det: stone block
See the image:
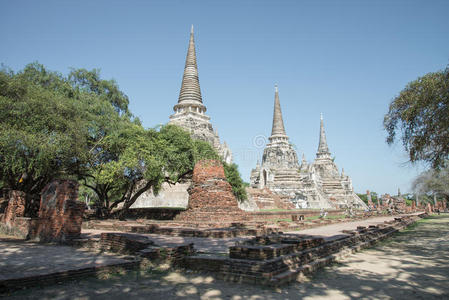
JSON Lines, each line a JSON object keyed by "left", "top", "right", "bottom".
{"left": 175, "top": 160, "right": 249, "bottom": 223}
{"left": 30, "top": 180, "right": 85, "bottom": 243}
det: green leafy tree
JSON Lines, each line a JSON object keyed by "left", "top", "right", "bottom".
{"left": 0, "top": 64, "right": 89, "bottom": 196}
{"left": 85, "top": 124, "right": 248, "bottom": 215}
{"left": 384, "top": 65, "right": 449, "bottom": 169}
{"left": 357, "top": 193, "right": 369, "bottom": 205}
{"left": 68, "top": 68, "right": 130, "bottom": 115}
{"left": 413, "top": 165, "right": 449, "bottom": 202}
{"left": 0, "top": 63, "right": 130, "bottom": 215}
{"left": 88, "top": 124, "right": 220, "bottom": 217}
{"left": 223, "top": 163, "right": 248, "bottom": 202}
{"left": 1, "top": 62, "right": 248, "bottom": 217}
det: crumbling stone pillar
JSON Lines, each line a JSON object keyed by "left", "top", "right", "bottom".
{"left": 31, "top": 180, "right": 84, "bottom": 242}
{"left": 175, "top": 160, "right": 249, "bottom": 223}
{"left": 2, "top": 190, "right": 26, "bottom": 226}
{"left": 367, "top": 190, "right": 374, "bottom": 210}
{"left": 188, "top": 159, "right": 238, "bottom": 209}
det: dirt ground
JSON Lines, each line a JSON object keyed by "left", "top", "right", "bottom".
{"left": 0, "top": 239, "right": 132, "bottom": 282}
{"left": 4, "top": 215, "right": 449, "bottom": 300}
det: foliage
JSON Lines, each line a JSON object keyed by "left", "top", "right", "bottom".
{"left": 412, "top": 165, "right": 449, "bottom": 201}
{"left": 92, "top": 124, "right": 221, "bottom": 216}
{"left": 223, "top": 163, "right": 248, "bottom": 202}
{"left": 0, "top": 63, "right": 92, "bottom": 197}
{"left": 384, "top": 66, "right": 449, "bottom": 169}
{"left": 68, "top": 68, "right": 130, "bottom": 115}
{"left": 357, "top": 192, "right": 378, "bottom": 205}
{"left": 0, "top": 62, "right": 248, "bottom": 217}
{"left": 0, "top": 62, "right": 134, "bottom": 215}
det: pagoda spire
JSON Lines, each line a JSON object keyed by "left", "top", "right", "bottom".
{"left": 270, "top": 84, "right": 287, "bottom": 138}
{"left": 317, "top": 113, "right": 331, "bottom": 157}
{"left": 177, "top": 25, "right": 203, "bottom": 104}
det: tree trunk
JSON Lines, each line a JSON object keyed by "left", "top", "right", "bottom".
{"left": 118, "top": 181, "right": 154, "bottom": 220}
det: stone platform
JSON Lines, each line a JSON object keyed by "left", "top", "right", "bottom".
{"left": 0, "top": 237, "right": 138, "bottom": 293}
{"left": 0, "top": 213, "right": 425, "bottom": 292}
{"left": 182, "top": 214, "right": 425, "bottom": 286}
{"left": 81, "top": 213, "right": 422, "bottom": 255}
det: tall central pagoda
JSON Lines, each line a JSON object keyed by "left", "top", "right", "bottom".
{"left": 169, "top": 26, "right": 232, "bottom": 164}
{"left": 132, "top": 26, "right": 231, "bottom": 209}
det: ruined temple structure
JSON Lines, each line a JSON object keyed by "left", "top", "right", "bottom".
{"left": 169, "top": 25, "right": 232, "bottom": 164}
{"left": 0, "top": 180, "right": 85, "bottom": 242}
{"left": 175, "top": 160, "right": 248, "bottom": 223}
{"left": 380, "top": 193, "right": 407, "bottom": 213}
{"left": 249, "top": 85, "right": 328, "bottom": 208}
{"left": 250, "top": 86, "right": 367, "bottom": 210}
{"left": 311, "top": 114, "right": 366, "bottom": 209}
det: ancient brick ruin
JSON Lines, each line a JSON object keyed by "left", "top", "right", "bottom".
{"left": 380, "top": 194, "right": 407, "bottom": 213}
{"left": 0, "top": 190, "right": 31, "bottom": 237}
{"left": 175, "top": 160, "right": 248, "bottom": 223}
{"left": 31, "top": 180, "right": 85, "bottom": 242}
{"left": 2, "top": 190, "right": 26, "bottom": 227}
{"left": 246, "top": 187, "right": 294, "bottom": 210}
{"left": 0, "top": 180, "right": 85, "bottom": 242}
{"left": 183, "top": 215, "right": 423, "bottom": 285}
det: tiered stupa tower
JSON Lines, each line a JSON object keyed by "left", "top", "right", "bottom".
{"left": 132, "top": 26, "right": 231, "bottom": 209}
{"left": 250, "top": 85, "right": 302, "bottom": 200}
{"left": 312, "top": 115, "right": 367, "bottom": 209}
{"left": 313, "top": 114, "right": 340, "bottom": 178}
{"left": 169, "top": 26, "right": 232, "bottom": 164}
{"left": 250, "top": 92, "right": 367, "bottom": 210}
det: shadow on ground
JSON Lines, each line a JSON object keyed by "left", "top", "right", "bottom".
{"left": 3, "top": 215, "right": 449, "bottom": 300}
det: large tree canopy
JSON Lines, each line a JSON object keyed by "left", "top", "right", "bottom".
{"left": 86, "top": 123, "right": 220, "bottom": 216}
{"left": 0, "top": 63, "right": 92, "bottom": 196}
{"left": 0, "top": 62, "right": 247, "bottom": 217}
{"left": 384, "top": 66, "right": 449, "bottom": 169}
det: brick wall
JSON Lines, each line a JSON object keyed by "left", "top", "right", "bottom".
{"left": 108, "top": 207, "right": 185, "bottom": 220}
{"left": 30, "top": 180, "right": 85, "bottom": 243}
{"left": 175, "top": 160, "right": 249, "bottom": 222}
{"left": 188, "top": 160, "right": 238, "bottom": 209}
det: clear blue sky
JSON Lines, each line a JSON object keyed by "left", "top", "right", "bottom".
{"left": 1, "top": 0, "right": 448, "bottom": 195}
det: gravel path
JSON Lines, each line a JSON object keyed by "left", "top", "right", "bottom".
{"left": 5, "top": 214, "right": 448, "bottom": 299}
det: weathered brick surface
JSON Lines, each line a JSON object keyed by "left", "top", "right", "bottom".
{"left": 100, "top": 232, "right": 153, "bottom": 254}
{"left": 30, "top": 180, "right": 85, "bottom": 242}
{"left": 2, "top": 190, "right": 26, "bottom": 226}
{"left": 188, "top": 160, "right": 238, "bottom": 209}
{"left": 175, "top": 160, "right": 249, "bottom": 223}
{"left": 0, "top": 260, "right": 138, "bottom": 293}
{"left": 246, "top": 187, "right": 294, "bottom": 210}
{"left": 230, "top": 236, "right": 324, "bottom": 260}
{"left": 139, "top": 243, "right": 195, "bottom": 264}
{"left": 182, "top": 214, "right": 425, "bottom": 286}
